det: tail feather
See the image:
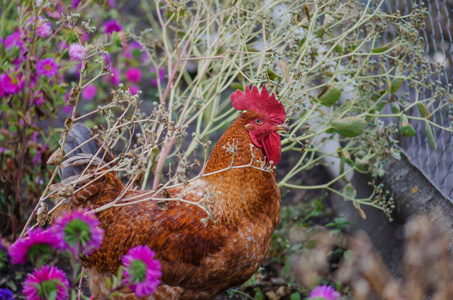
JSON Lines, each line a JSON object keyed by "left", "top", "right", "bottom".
{"left": 58, "top": 123, "right": 113, "bottom": 180}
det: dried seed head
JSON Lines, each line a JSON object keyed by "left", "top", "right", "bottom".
{"left": 47, "top": 148, "right": 63, "bottom": 165}
{"left": 68, "top": 86, "right": 81, "bottom": 106}
{"left": 36, "top": 202, "right": 48, "bottom": 227}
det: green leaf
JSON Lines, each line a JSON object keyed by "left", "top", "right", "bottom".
{"left": 399, "top": 114, "right": 416, "bottom": 137}
{"left": 371, "top": 46, "right": 388, "bottom": 53}
{"left": 390, "top": 102, "right": 401, "bottom": 114}
{"left": 290, "top": 293, "right": 301, "bottom": 300}
{"left": 230, "top": 82, "right": 244, "bottom": 91}
{"left": 343, "top": 183, "right": 357, "bottom": 200}
{"left": 318, "top": 86, "right": 341, "bottom": 106}
{"left": 267, "top": 68, "right": 281, "bottom": 81}
{"left": 331, "top": 117, "right": 367, "bottom": 137}
{"left": 417, "top": 103, "right": 430, "bottom": 118}
{"left": 390, "top": 78, "right": 404, "bottom": 93}
{"left": 424, "top": 120, "right": 436, "bottom": 149}
{"left": 355, "top": 157, "right": 369, "bottom": 171}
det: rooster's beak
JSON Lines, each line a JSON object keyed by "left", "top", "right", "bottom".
{"left": 273, "top": 123, "right": 290, "bottom": 133}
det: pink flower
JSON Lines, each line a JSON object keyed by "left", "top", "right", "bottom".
{"left": 34, "top": 93, "right": 44, "bottom": 106}
{"left": 3, "top": 72, "right": 25, "bottom": 95}
{"left": 35, "top": 18, "right": 51, "bottom": 38}
{"left": 129, "top": 85, "right": 139, "bottom": 95}
{"left": 62, "top": 105, "right": 72, "bottom": 114}
{"left": 68, "top": 43, "right": 86, "bottom": 61}
{"left": 122, "top": 246, "right": 161, "bottom": 297}
{"left": 4, "top": 31, "right": 23, "bottom": 50}
{"left": 72, "top": 0, "right": 81, "bottom": 8}
{"left": 81, "top": 84, "right": 97, "bottom": 100}
{"left": 36, "top": 57, "right": 58, "bottom": 77}
{"left": 0, "top": 74, "right": 5, "bottom": 97}
{"left": 109, "top": 67, "right": 121, "bottom": 85}
{"left": 53, "top": 210, "right": 104, "bottom": 255}
{"left": 308, "top": 285, "right": 340, "bottom": 300}
{"left": 4, "top": 31, "right": 25, "bottom": 65}
{"left": 124, "top": 41, "right": 143, "bottom": 60}
{"left": 125, "top": 68, "right": 142, "bottom": 83}
{"left": 23, "top": 265, "right": 69, "bottom": 300}
{"left": 103, "top": 20, "right": 122, "bottom": 35}
{"left": 150, "top": 67, "right": 165, "bottom": 86}
{"left": 9, "top": 227, "right": 61, "bottom": 264}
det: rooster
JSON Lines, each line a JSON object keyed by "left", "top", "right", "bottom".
{"left": 57, "top": 85, "right": 289, "bottom": 299}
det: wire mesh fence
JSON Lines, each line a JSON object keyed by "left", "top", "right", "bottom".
{"left": 381, "top": 0, "right": 453, "bottom": 199}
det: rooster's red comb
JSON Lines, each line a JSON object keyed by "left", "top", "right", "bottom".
{"left": 231, "top": 85, "right": 286, "bottom": 123}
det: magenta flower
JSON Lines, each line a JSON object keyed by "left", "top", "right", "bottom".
{"left": 0, "top": 74, "right": 5, "bottom": 97}
{"left": 122, "top": 245, "right": 161, "bottom": 297}
{"left": 81, "top": 84, "right": 97, "bottom": 100}
{"left": 4, "top": 31, "right": 23, "bottom": 50}
{"left": 9, "top": 227, "right": 61, "bottom": 265}
{"left": 129, "top": 85, "right": 139, "bottom": 95}
{"left": 124, "top": 41, "right": 144, "bottom": 60}
{"left": 71, "top": 0, "right": 81, "bottom": 8}
{"left": 4, "top": 31, "right": 25, "bottom": 65}
{"left": 36, "top": 57, "right": 58, "bottom": 77}
{"left": 35, "top": 18, "right": 51, "bottom": 38}
{"left": 68, "top": 43, "right": 86, "bottom": 61}
{"left": 34, "top": 92, "right": 44, "bottom": 106}
{"left": 62, "top": 105, "right": 72, "bottom": 114}
{"left": 103, "top": 20, "right": 122, "bottom": 35}
{"left": 125, "top": 68, "right": 142, "bottom": 83}
{"left": 3, "top": 72, "right": 25, "bottom": 95}
{"left": 53, "top": 209, "right": 104, "bottom": 255}
{"left": 150, "top": 67, "right": 165, "bottom": 86}
{"left": 109, "top": 67, "right": 121, "bottom": 85}
{"left": 308, "top": 285, "right": 340, "bottom": 300}
{"left": 23, "top": 265, "right": 69, "bottom": 300}
{"left": 108, "top": 0, "right": 116, "bottom": 7}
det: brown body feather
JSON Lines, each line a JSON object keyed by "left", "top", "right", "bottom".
{"left": 63, "top": 112, "right": 281, "bottom": 299}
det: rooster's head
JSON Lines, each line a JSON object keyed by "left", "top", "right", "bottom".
{"left": 231, "top": 85, "right": 289, "bottom": 165}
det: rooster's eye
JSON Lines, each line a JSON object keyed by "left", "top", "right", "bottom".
{"left": 255, "top": 119, "right": 263, "bottom": 125}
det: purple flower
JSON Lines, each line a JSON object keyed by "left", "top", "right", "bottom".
{"left": 129, "top": 85, "right": 139, "bottom": 95}
{"left": 124, "top": 41, "right": 144, "bottom": 60}
{"left": 0, "top": 148, "right": 8, "bottom": 154}
{"left": 36, "top": 57, "right": 58, "bottom": 77}
{"left": 4, "top": 31, "right": 25, "bottom": 65}
{"left": 72, "top": 0, "right": 81, "bottom": 8}
{"left": 150, "top": 67, "right": 165, "bottom": 86}
{"left": 122, "top": 245, "right": 161, "bottom": 297}
{"left": 68, "top": 43, "right": 86, "bottom": 61}
{"left": 0, "top": 288, "right": 13, "bottom": 300}
{"left": 125, "top": 68, "right": 142, "bottom": 83}
{"left": 108, "top": 0, "right": 116, "bottom": 7}
{"left": 109, "top": 67, "right": 121, "bottom": 85}
{"left": 4, "top": 31, "right": 23, "bottom": 50}
{"left": 103, "top": 20, "right": 122, "bottom": 35}
{"left": 0, "top": 36, "right": 3, "bottom": 44}
{"left": 9, "top": 227, "right": 61, "bottom": 265}
{"left": 0, "top": 74, "right": 5, "bottom": 97}
{"left": 23, "top": 265, "right": 69, "bottom": 300}
{"left": 62, "top": 105, "right": 72, "bottom": 114}
{"left": 3, "top": 72, "right": 25, "bottom": 95}
{"left": 53, "top": 210, "right": 104, "bottom": 255}
{"left": 34, "top": 93, "right": 44, "bottom": 106}
{"left": 81, "top": 84, "right": 97, "bottom": 100}
{"left": 308, "top": 285, "right": 340, "bottom": 300}
{"left": 36, "top": 18, "right": 51, "bottom": 38}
